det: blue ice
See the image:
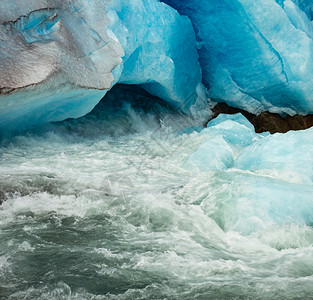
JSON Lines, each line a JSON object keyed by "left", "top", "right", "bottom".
{"left": 235, "top": 127, "right": 313, "bottom": 184}
{"left": 200, "top": 171, "right": 313, "bottom": 234}
{"left": 185, "top": 114, "right": 260, "bottom": 171}
{"left": 164, "top": 0, "right": 313, "bottom": 115}
{"left": 108, "top": 0, "right": 204, "bottom": 111}
{"left": 0, "top": 0, "right": 204, "bottom": 134}
{"left": 186, "top": 114, "right": 313, "bottom": 233}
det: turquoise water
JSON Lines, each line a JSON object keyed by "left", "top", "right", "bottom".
{"left": 1, "top": 92, "right": 313, "bottom": 299}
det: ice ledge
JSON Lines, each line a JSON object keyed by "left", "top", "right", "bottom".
{"left": 0, "top": 0, "right": 205, "bottom": 134}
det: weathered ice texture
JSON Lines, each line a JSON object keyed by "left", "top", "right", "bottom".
{"left": 0, "top": 0, "right": 204, "bottom": 133}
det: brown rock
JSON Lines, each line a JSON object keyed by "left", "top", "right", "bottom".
{"left": 210, "top": 103, "right": 313, "bottom": 134}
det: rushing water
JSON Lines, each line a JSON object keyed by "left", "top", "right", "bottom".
{"left": 1, "top": 88, "right": 313, "bottom": 299}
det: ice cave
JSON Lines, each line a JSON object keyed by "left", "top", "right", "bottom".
{"left": 1, "top": 0, "right": 313, "bottom": 299}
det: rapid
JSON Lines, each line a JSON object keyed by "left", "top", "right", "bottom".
{"left": 1, "top": 87, "right": 313, "bottom": 299}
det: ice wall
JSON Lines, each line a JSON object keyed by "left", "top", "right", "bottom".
{"left": 164, "top": 0, "right": 313, "bottom": 115}
{"left": 108, "top": 0, "right": 204, "bottom": 111}
{"left": 0, "top": 0, "right": 203, "bottom": 133}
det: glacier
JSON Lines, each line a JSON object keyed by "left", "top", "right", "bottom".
{"left": 164, "top": 0, "right": 313, "bottom": 115}
{"left": 1, "top": 0, "right": 313, "bottom": 237}
{"left": 3, "top": 1, "right": 313, "bottom": 298}
{"left": 3, "top": 0, "right": 313, "bottom": 132}
{"left": 0, "top": 0, "right": 204, "bottom": 134}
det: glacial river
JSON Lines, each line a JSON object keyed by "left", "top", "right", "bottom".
{"left": 1, "top": 92, "right": 313, "bottom": 299}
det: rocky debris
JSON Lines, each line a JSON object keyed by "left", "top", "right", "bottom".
{"left": 211, "top": 103, "right": 313, "bottom": 134}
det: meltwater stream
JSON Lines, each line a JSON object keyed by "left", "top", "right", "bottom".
{"left": 1, "top": 88, "right": 313, "bottom": 299}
